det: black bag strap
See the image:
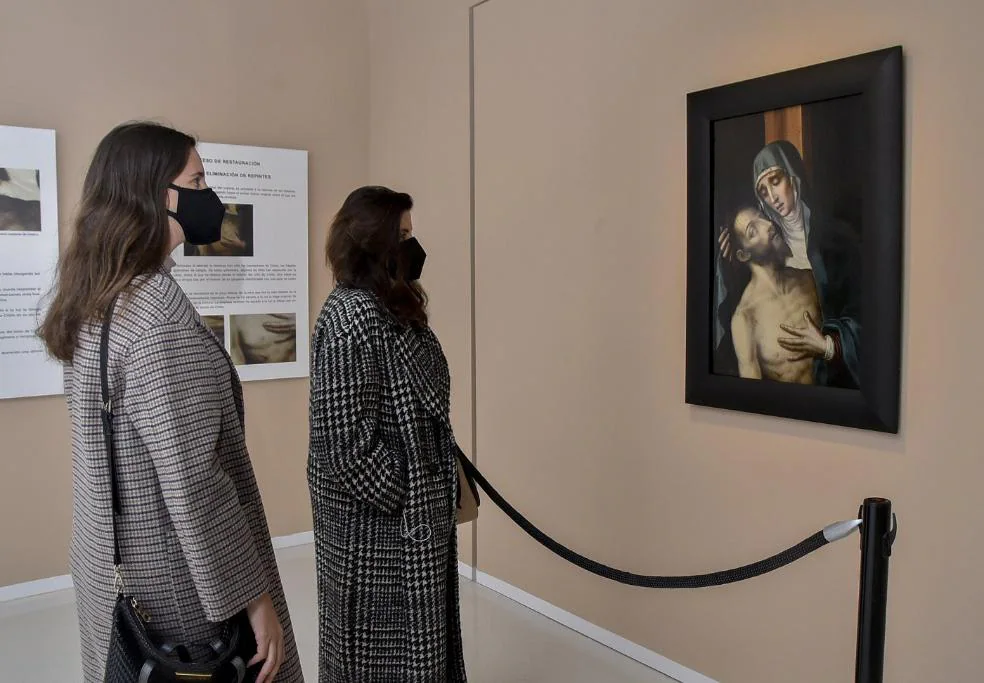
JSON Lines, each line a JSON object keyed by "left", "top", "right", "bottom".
{"left": 99, "top": 296, "right": 123, "bottom": 569}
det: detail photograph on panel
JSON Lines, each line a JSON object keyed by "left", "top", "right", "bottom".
{"left": 0, "top": 125, "right": 61, "bottom": 400}
{"left": 184, "top": 203, "right": 255, "bottom": 257}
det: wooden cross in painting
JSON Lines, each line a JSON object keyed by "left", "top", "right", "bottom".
{"left": 764, "top": 105, "right": 812, "bottom": 180}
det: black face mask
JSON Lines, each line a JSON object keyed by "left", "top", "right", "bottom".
{"left": 395, "top": 237, "right": 427, "bottom": 281}
{"left": 168, "top": 184, "right": 226, "bottom": 246}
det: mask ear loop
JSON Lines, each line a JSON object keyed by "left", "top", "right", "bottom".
{"left": 166, "top": 184, "right": 179, "bottom": 221}
{"left": 402, "top": 511, "right": 432, "bottom": 544}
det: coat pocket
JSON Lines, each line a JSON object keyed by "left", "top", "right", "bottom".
{"left": 349, "top": 510, "right": 406, "bottom": 650}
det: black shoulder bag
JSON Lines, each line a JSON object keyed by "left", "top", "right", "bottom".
{"left": 99, "top": 301, "right": 259, "bottom": 683}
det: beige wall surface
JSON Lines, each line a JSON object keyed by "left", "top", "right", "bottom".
{"left": 369, "top": 0, "right": 984, "bottom": 682}
{"left": 367, "top": 0, "right": 477, "bottom": 561}
{"left": 0, "top": 0, "right": 370, "bottom": 585}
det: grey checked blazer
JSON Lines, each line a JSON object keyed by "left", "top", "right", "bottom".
{"left": 308, "top": 286, "right": 467, "bottom": 682}
{"left": 65, "top": 263, "right": 303, "bottom": 683}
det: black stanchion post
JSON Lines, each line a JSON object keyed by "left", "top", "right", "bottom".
{"left": 855, "top": 497, "right": 895, "bottom": 683}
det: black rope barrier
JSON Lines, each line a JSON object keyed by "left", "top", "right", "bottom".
{"left": 460, "top": 457, "right": 896, "bottom": 681}
{"left": 459, "top": 456, "right": 860, "bottom": 589}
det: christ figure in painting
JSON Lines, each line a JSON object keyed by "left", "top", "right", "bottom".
{"left": 728, "top": 207, "right": 821, "bottom": 383}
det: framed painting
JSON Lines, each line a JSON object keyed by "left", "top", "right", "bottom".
{"left": 685, "top": 46, "right": 904, "bottom": 433}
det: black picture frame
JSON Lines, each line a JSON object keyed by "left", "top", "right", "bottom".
{"left": 685, "top": 46, "right": 904, "bottom": 433}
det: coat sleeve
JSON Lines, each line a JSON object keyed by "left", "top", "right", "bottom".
{"left": 124, "top": 322, "right": 268, "bottom": 622}
{"left": 310, "top": 322, "right": 406, "bottom": 514}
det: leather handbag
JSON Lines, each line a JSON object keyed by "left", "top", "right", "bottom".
{"left": 99, "top": 301, "right": 260, "bottom": 683}
{"left": 455, "top": 445, "right": 480, "bottom": 525}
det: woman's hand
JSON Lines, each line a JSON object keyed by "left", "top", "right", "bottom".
{"left": 778, "top": 311, "right": 828, "bottom": 360}
{"left": 718, "top": 225, "right": 733, "bottom": 261}
{"left": 247, "top": 592, "right": 284, "bottom": 683}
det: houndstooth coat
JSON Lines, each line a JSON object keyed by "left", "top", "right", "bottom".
{"left": 308, "top": 286, "right": 467, "bottom": 682}
{"left": 64, "top": 262, "right": 303, "bottom": 683}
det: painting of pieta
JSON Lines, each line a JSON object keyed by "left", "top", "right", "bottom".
{"left": 713, "top": 101, "right": 862, "bottom": 389}
{"left": 686, "top": 47, "right": 903, "bottom": 432}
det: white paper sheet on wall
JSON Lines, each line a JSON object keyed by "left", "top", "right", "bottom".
{"left": 0, "top": 125, "right": 62, "bottom": 400}
{"left": 169, "top": 142, "right": 310, "bottom": 382}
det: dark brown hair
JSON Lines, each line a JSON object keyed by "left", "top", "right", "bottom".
{"left": 326, "top": 185, "right": 427, "bottom": 327}
{"left": 38, "top": 122, "right": 196, "bottom": 362}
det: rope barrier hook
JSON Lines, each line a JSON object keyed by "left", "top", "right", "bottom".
{"left": 882, "top": 513, "right": 898, "bottom": 558}
{"left": 823, "top": 518, "right": 863, "bottom": 543}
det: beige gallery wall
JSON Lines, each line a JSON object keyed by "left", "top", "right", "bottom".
{"left": 0, "top": 0, "right": 370, "bottom": 585}
{"left": 367, "top": 1, "right": 477, "bottom": 561}
{"left": 369, "top": 0, "right": 984, "bottom": 682}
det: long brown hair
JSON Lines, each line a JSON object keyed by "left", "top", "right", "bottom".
{"left": 326, "top": 186, "right": 428, "bottom": 327}
{"left": 38, "top": 122, "right": 196, "bottom": 362}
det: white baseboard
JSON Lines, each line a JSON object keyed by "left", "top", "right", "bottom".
{"left": 0, "top": 573, "right": 74, "bottom": 604}
{"left": 0, "top": 530, "right": 317, "bottom": 604}
{"left": 470, "top": 568, "right": 718, "bottom": 683}
{"left": 271, "top": 530, "right": 315, "bottom": 549}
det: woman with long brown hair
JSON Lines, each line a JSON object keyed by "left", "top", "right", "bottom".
{"left": 308, "top": 186, "right": 467, "bottom": 681}
{"left": 39, "top": 121, "right": 303, "bottom": 683}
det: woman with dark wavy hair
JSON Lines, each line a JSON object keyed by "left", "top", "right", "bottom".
{"left": 39, "top": 121, "right": 303, "bottom": 683}
{"left": 308, "top": 186, "right": 467, "bottom": 681}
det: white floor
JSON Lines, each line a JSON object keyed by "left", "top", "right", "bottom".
{"left": 0, "top": 544, "right": 675, "bottom": 682}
